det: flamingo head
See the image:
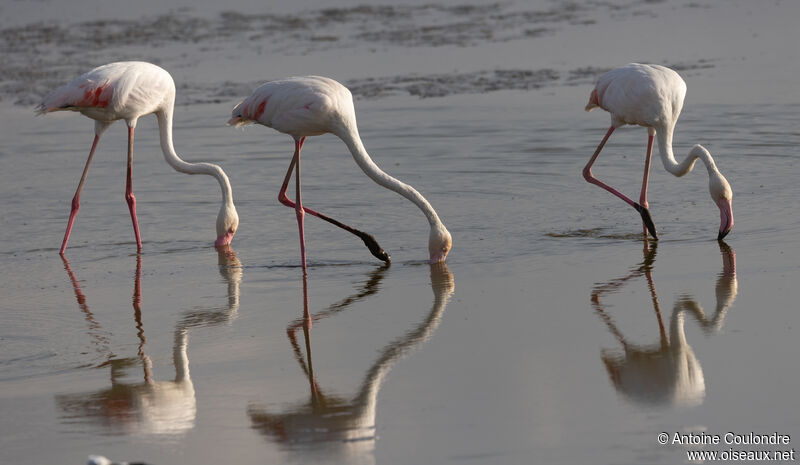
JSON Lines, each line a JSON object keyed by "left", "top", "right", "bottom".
{"left": 708, "top": 166, "right": 733, "bottom": 241}
{"left": 691, "top": 145, "right": 734, "bottom": 240}
{"left": 428, "top": 223, "right": 452, "bottom": 264}
{"left": 215, "top": 203, "right": 240, "bottom": 247}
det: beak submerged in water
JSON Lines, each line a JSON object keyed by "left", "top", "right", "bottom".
{"left": 215, "top": 228, "right": 236, "bottom": 247}
{"left": 428, "top": 226, "right": 452, "bottom": 264}
{"left": 429, "top": 251, "right": 448, "bottom": 265}
{"left": 717, "top": 198, "right": 734, "bottom": 241}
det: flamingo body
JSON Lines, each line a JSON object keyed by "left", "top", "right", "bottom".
{"left": 230, "top": 76, "right": 451, "bottom": 266}
{"left": 584, "top": 63, "right": 733, "bottom": 240}
{"left": 586, "top": 64, "right": 686, "bottom": 130}
{"left": 37, "top": 61, "right": 238, "bottom": 253}
{"left": 38, "top": 61, "right": 172, "bottom": 125}
{"left": 230, "top": 76, "right": 344, "bottom": 137}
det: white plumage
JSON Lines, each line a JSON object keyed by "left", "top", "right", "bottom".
{"left": 230, "top": 76, "right": 452, "bottom": 269}
{"left": 584, "top": 63, "right": 733, "bottom": 240}
{"left": 37, "top": 61, "right": 239, "bottom": 253}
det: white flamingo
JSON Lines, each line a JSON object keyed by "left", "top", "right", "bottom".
{"left": 37, "top": 61, "right": 239, "bottom": 253}
{"left": 229, "top": 76, "right": 452, "bottom": 268}
{"left": 584, "top": 63, "right": 733, "bottom": 240}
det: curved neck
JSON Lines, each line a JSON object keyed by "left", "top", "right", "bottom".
{"left": 669, "top": 304, "right": 688, "bottom": 349}
{"left": 353, "top": 272, "right": 450, "bottom": 419}
{"left": 173, "top": 328, "right": 191, "bottom": 383}
{"left": 156, "top": 105, "right": 234, "bottom": 206}
{"left": 336, "top": 124, "right": 441, "bottom": 227}
{"left": 656, "top": 127, "right": 719, "bottom": 178}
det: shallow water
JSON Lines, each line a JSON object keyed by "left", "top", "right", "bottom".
{"left": 1, "top": 1, "right": 799, "bottom": 464}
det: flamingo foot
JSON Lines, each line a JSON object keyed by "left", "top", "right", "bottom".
{"left": 353, "top": 230, "right": 391, "bottom": 264}
{"left": 633, "top": 203, "right": 658, "bottom": 239}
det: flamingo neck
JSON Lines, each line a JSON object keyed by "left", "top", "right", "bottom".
{"left": 656, "top": 127, "right": 719, "bottom": 178}
{"left": 336, "top": 124, "right": 442, "bottom": 228}
{"left": 173, "top": 328, "right": 191, "bottom": 383}
{"left": 353, "top": 275, "right": 449, "bottom": 423}
{"left": 156, "top": 105, "right": 235, "bottom": 207}
{"left": 669, "top": 304, "right": 688, "bottom": 349}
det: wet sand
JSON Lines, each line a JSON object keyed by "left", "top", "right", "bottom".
{"left": 1, "top": 1, "right": 799, "bottom": 464}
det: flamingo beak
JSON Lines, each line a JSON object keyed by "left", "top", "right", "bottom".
{"left": 215, "top": 229, "right": 236, "bottom": 247}
{"left": 717, "top": 198, "right": 734, "bottom": 241}
{"left": 429, "top": 250, "right": 449, "bottom": 264}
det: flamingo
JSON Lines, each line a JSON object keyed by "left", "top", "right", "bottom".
{"left": 584, "top": 63, "right": 733, "bottom": 240}
{"left": 37, "top": 61, "right": 239, "bottom": 254}
{"left": 229, "top": 76, "right": 452, "bottom": 268}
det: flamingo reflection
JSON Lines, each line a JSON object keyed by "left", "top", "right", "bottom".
{"left": 56, "top": 247, "right": 242, "bottom": 435}
{"left": 592, "top": 241, "right": 737, "bottom": 407}
{"left": 249, "top": 263, "right": 454, "bottom": 463}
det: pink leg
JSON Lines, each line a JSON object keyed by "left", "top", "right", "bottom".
{"left": 277, "top": 138, "right": 309, "bottom": 270}
{"left": 125, "top": 126, "right": 142, "bottom": 250}
{"left": 293, "top": 139, "right": 308, "bottom": 271}
{"left": 60, "top": 134, "right": 102, "bottom": 254}
{"left": 639, "top": 133, "right": 655, "bottom": 234}
{"left": 278, "top": 137, "right": 304, "bottom": 212}
{"left": 583, "top": 126, "right": 634, "bottom": 206}
{"left": 277, "top": 138, "right": 390, "bottom": 263}
{"left": 292, "top": 140, "right": 312, "bottom": 325}
{"left": 583, "top": 126, "right": 657, "bottom": 238}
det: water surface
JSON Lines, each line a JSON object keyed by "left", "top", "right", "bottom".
{"left": 1, "top": 1, "right": 798, "bottom": 464}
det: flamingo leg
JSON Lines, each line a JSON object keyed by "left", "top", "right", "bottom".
{"left": 294, "top": 138, "right": 308, "bottom": 272}
{"left": 125, "top": 126, "right": 143, "bottom": 250}
{"left": 583, "top": 125, "right": 658, "bottom": 239}
{"left": 60, "top": 133, "right": 102, "bottom": 254}
{"left": 278, "top": 137, "right": 303, "bottom": 212}
{"left": 277, "top": 139, "right": 390, "bottom": 263}
{"left": 639, "top": 132, "right": 655, "bottom": 235}
{"left": 290, "top": 141, "right": 313, "bottom": 325}
{"left": 277, "top": 138, "right": 308, "bottom": 268}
